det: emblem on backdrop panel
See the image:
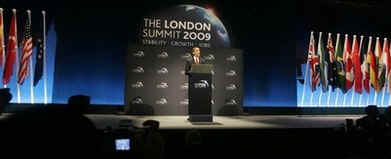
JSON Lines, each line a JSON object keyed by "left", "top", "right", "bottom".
{"left": 203, "top": 54, "right": 215, "bottom": 61}
{"left": 225, "top": 83, "right": 237, "bottom": 90}
{"left": 133, "top": 50, "right": 145, "bottom": 57}
{"left": 131, "top": 96, "right": 144, "bottom": 104}
{"left": 156, "top": 82, "right": 169, "bottom": 89}
{"left": 225, "top": 97, "right": 238, "bottom": 105}
{"left": 132, "top": 66, "right": 145, "bottom": 73}
{"left": 181, "top": 53, "right": 192, "bottom": 60}
{"left": 180, "top": 98, "right": 189, "bottom": 105}
{"left": 226, "top": 55, "right": 236, "bottom": 62}
{"left": 180, "top": 82, "right": 189, "bottom": 90}
{"left": 157, "top": 67, "right": 168, "bottom": 74}
{"left": 131, "top": 81, "right": 144, "bottom": 88}
{"left": 156, "top": 97, "right": 168, "bottom": 105}
{"left": 225, "top": 70, "right": 237, "bottom": 77}
{"left": 157, "top": 51, "right": 169, "bottom": 58}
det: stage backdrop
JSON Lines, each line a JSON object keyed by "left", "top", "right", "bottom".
{"left": 126, "top": 46, "right": 243, "bottom": 115}
{"left": 125, "top": 5, "right": 243, "bottom": 115}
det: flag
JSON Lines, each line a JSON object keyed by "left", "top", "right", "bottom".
{"left": 308, "top": 32, "right": 319, "bottom": 92}
{"left": 33, "top": 38, "right": 44, "bottom": 86}
{"left": 327, "top": 33, "right": 338, "bottom": 91}
{"left": 0, "top": 9, "right": 4, "bottom": 67}
{"left": 362, "top": 36, "right": 371, "bottom": 94}
{"left": 335, "top": 33, "right": 346, "bottom": 92}
{"left": 378, "top": 38, "right": 388, "bottom": 90}
{"left": 3, "top": 10, "right": 18, "bottom": 85}
{"left": 344, "top": 34, "right": 353, "bottom": 92}
{"left": 370, "top": 37, "right": 380, "bottom": 92}
{"left": 387, "top": 40, "right": 391, "bottom": 93}
{"left": 352, "top": 35, "right": 362, "bottom": 94}
{"left": 318, "top": 32, "right": 328, "bottom": 92}
{"left": 17, "top": 11, "right": 33, "bottom": 85}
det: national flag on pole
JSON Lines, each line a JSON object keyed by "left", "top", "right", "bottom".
{"left": 0, "top": 8, "right": 4, "bottom": 67}
{"left": 344, "top": 34, "right": 353, "bottom": 92}
{"left": 335, "top": 33, "right": 346, "bottom": 92}
{"left": 33, "top": 37, "right": 44, "bottom": 86}
{"left": 352, "top": 35, "right": 362, "bottom": 94}
{"left": 3, "top": 9, "right": 18, "bottom": 85}
{"left": 378, "top": 38, "right": 388, "bottom": 90}
{"left": 318, "top": 32, "right": 328, "bottom": 92}
{"left": 362, "top": 36, "right": 371, "bottom": 94}
{"left": 327, "top": 33, "right": 338, "bottom": 91}
{"left": 17, "top": 11, "right": 33, "bottom": 85}
{"left": 386, "top": 40, "right": 391, "bottom": 93}
{"left": 370, "top": 37, "right": 380, "bottom": 92}
{"left": 308, "top": 32, "right": 319, "bottom": 92}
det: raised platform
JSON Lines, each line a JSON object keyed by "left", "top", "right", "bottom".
{"left": 84, "top": 114, "right": 362, "bottom": 130}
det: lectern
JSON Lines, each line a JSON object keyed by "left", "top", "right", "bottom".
{"left": 188, "top": 64, "right": 213, "bottom": 122}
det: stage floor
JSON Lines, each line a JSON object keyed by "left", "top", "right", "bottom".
{"left": 0, "top": 114, "right": 364, "bottom": 130}
{"left": 85, "top": 114, "right": 364, "bottom": 130}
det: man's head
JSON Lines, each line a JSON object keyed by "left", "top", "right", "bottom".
{"left": 67, "top": 95, "right": 90, "bottom": 115}
{"left": 192, "top": 47, "right": 200, "bottom": 57}
{"left": 0, "top": 88, "right": 12, "bottom": 114}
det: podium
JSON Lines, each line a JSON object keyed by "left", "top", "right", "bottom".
{"left": 188, "top": 64, "right": 213, "bottom": 122}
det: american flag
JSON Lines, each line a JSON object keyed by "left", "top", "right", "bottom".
{"left": 17, "top": 12, "right": 33, "bottom": 85}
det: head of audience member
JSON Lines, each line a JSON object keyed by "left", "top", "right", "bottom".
{"left": 67, "top": 95, "right": 90, "bottom": 115}
{"left": 185, "top": 129, "right": 202, "bottom": 146}
{"left": 0, "top": 88, "right": 12, "bottom": 115}
{"left": 365, "top": 105, "right": 379, "bottom": 118}
{"left": 384, "top": 106, "right": 391, "bottom": 124}
{"left": 143, "top": 120, "right": 160, "bottom": 130}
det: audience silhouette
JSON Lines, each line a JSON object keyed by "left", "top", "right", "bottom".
{"left": 0, "top": 94, "right": 99, "bottom": 155}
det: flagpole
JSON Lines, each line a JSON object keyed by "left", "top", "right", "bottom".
{"left": 0, "top": 8, "right": 4, "bottom": 88}
{"left": 42, "top": 11, "right": 47, "bottom": 104}
{"left": 300, "top": 55, "right": 309, "bottom": 107}
{"left": 310, "top": 91, "right": 314, "bottom": 106}
{"left": 11, "top": 9, "right": 21, "bottom": 103}
{"left": 357, "top": 35, "right": 364, "bottom": 107}
{"left": 343, "top": 93, "right": 347, "bottom": 107}
{"left": 350, "top": 84, "right": 355, "bottom": 107}
{"left": 26, "top": 10, "right": 34, "bottom": 104}
{"left": 335, "top": 89, "right": 339, "bottom": 106}
{"left": 300, "top": 31, "right": 314, "bottom": 107}
{"left": 327, "top": 87, "right": 331, "bottom": 106}
{"left": 318, "top": 91, "right": 323, "bottom": 106}
{"left": 381, "top": 87, "right": 386, "bottom": 107}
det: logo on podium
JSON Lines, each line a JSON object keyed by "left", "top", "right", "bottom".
{"left": 194, "top": 80, "right": 209, "bottom": 88}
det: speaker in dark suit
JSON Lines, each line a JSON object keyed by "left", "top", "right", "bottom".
{"left": 185, "top": 47, "right": 206, "bottom": 75}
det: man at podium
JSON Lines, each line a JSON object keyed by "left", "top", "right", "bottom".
{"left": 184, "top": 47, "right": 213, "bottom": 122}
{"left": 185, "top": 47, "right": 205, "bottom": 75}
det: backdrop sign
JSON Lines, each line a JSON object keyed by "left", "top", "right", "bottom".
{"left": 139, "top": 5, "right": 231, "bottom": 48}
